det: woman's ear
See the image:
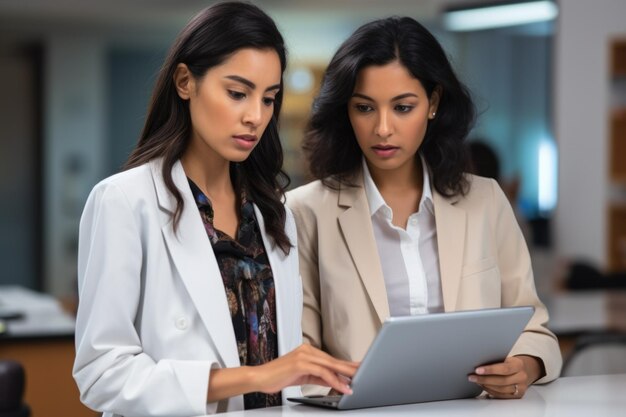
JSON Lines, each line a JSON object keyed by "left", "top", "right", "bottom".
{"left": 173, "top": 63, "right": 194, "bottom": 100}
{"left": 428, "top": 85, "right": 442, "bottom": 119}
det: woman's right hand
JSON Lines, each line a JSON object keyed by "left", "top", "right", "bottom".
{"left": 251, "top": 344, "right": 359, "bottom": 395}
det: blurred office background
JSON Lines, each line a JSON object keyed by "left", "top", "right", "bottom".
{"left": 1, "top": 0, "right": 625, "bottom": 416}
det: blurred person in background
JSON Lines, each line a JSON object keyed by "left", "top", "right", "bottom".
{"left": 73, "top": 2, "right": 356, "bottom": 416}
{"left": 288, "top": 16, "right": 561, "bottom": 400}
{"left": 467, "top": 140, "right": 531, "bottom": 243}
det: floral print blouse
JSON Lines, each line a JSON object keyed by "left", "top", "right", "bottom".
{"left": 188, "top": 179, "right": 281, "bottom": 409}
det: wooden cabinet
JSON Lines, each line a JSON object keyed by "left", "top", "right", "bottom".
{"left": 0, "top": 337, "right": 98, "bottom": 417}
{"left": 0, "top": 288, "right": 95, "bottom": 417}
{"left": 609, "top": 205, "right": 626, "bottom": 271}
{"left": 608, "top": 40, "right": 626, "bottom": 271}
{"left": 610, "top": 110, "right": 626, "bottom": 182}
{"left": 612, "top": 40, "right": 626, "bottom": 76}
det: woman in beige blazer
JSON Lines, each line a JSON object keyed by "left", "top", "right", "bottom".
{"left": 287, "top": 16, "right": 561, "bottom": 400}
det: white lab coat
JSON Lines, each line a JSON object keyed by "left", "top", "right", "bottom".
{"left": 73, "top": 159, "right": 303, "bottom": 417}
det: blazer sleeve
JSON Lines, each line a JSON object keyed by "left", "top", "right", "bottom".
{"left": 287, "top": 191, "right": 335, "bottom": 396}
{"left": 489, "top": 179, "right": 562, "bottom": 383}
{"left": 73, "top": 182, "right": 216, "bottom": 417}
{"left": 286, "top": 192, "right": 323, "bottom": 351}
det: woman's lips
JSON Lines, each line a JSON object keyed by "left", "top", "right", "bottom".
{"left": 371, "top": 145, "right": 399, "bottom": 158}
{"left": 232, "top": 134, "right": 258, "bottom": 150}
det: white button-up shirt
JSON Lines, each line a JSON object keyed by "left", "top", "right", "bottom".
{"left": 362, "top": 157, "right": 443, "bottom": 316}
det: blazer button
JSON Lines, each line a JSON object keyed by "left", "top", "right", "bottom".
{"left": 175, "top": 317, "right": 189, "bottom": 330}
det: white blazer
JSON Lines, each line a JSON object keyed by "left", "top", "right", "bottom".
{"left": 73, "top": 159, "right": 303, "bottom": 417}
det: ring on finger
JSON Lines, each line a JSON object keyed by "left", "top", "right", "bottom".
{"left": 513, "top": 384, "right": 519, "bottom": 396}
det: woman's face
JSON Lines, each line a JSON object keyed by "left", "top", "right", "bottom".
{"left": 175, "top": 48, "right": 281, "bottom": 163}
{"left": 348, "top": 60, "right": 439, "bottom": 175}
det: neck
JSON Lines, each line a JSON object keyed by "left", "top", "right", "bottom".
{"left": 181, "top": 140, "right": 234, "bottom": 200}
{"left": 368, "top": 156, "right": 423, "bottom": 195}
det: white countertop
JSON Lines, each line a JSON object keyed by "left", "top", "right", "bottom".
{"left": 209, "top": 373, "right": 626, "bottom": 417}
{"left": 0, "top": 285, "right": 75, "bottom": 337}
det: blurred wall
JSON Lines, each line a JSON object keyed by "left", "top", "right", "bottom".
{"left": 555, "top": 0, "right": 626, "bottom": 267}
{"left": 44, "top": 37, "right": 107, "bottom": 296}
{"left": 107, "top": 47, "right": 165, "bottom": 174}
{"left": 0, "top": 43, "right": 40, "bottom": 289}
{"left": 458, "top": 29, "right": 553, "bottom": 218}
{"left": 0, "top": 1, "right": 561, "bottom": 298}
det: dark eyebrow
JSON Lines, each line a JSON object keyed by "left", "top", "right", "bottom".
{"left": 224, "top": 75, "right": 281, "bottom": 92}
{"left": 351, "top": 92, "right": 419, "bottom": 101}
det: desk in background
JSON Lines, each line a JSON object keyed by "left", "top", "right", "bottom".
{"left": 546, "top": 290, "right": 626, "bottom": 363}
{"left": 212, "top": 373, "right": 626, "bottom": 416}
{"left": 0, "top": 286, "right": 97, "bottom": 417}
{"left": 547, "top": 290, "right": 626, "bottom": 335}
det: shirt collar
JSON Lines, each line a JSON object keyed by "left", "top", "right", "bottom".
{"left": 420, "top": 155, "right": 434, "bottom": 215}
{"left": 188, "top": 178, "right": 213, "bottom": 213}
{"left": 362, "top": 155, "right": 434, "bottom": 218}
{"left": 187, "top": 177, "right": 254, "bottom": 221}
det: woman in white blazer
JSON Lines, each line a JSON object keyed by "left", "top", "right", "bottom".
{"left": 287, "top": 16, "right": 561, "bottom": 401}
{"left": 73, "top": 3, "right": 356, "bottom": 417}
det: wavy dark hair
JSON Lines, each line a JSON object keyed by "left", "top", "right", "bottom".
{"left": 303, "top": 16, "right": 475, "bottom": 197}
{"left": 125, "top": 1, "right": 291, "bottom": 253}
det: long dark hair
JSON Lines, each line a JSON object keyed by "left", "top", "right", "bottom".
{"left": 125, "top": 1, "right": 291, "bottom": 253}
{"left": 304, "top": 16, "right": 475, "bottom": 197}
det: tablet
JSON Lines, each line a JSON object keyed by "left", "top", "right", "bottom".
{"left": 288, "top": 306, "right": 534, "bottom": 410}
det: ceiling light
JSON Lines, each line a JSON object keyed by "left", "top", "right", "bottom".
{"left": 443, "top": 0, "right": 558, "bottom": 32}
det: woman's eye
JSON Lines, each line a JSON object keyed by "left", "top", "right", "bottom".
{"left": 395, "top": 104, "right": 414, "bottom": 113}
{"left": 228, "top": 90, "right": 246, "bottom": 100}
{"left": 355, "top": 104, "right": 373, "bottom": 113}
{"left": 262, "top": 97, "right": 275, "bottom": 107}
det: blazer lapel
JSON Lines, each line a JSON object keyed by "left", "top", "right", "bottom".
{"left": 151, "top": 160, "right": 240, "bottom": 368}
{"left": 337, "top": 175, "right": 390, "bottom": 323}
{"left": 253, "top": 205, "right": 293, "bottom": 357}
{"left": 433, "top": 190, "right": 466, "bottom": 311}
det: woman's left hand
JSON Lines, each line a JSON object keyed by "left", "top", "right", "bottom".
{"left": 468, "top": 355, "right": 542, "bottom": 399}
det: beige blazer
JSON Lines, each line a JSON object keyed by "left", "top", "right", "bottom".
{"left": 287, "top": 171, "right": 561, "bottom": 385}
